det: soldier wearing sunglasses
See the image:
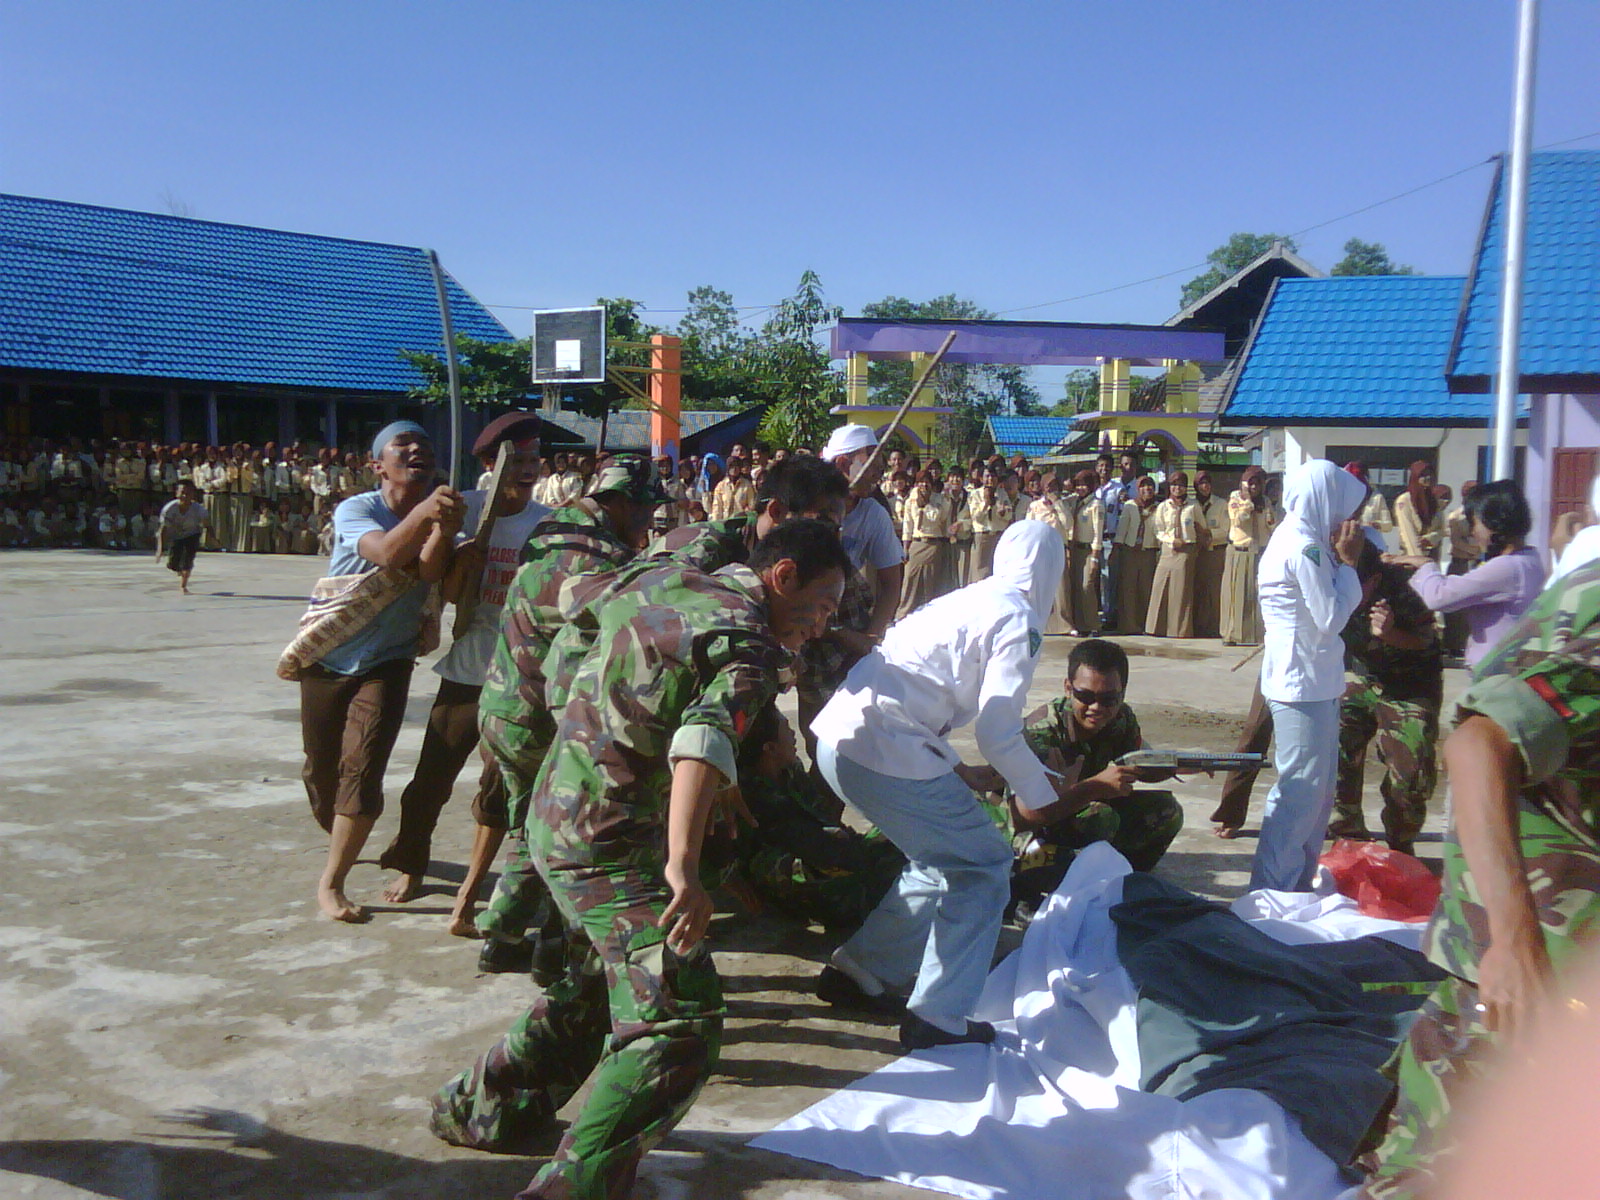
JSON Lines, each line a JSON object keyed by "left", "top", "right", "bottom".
{"left": 1008, "top": 638, "right": 1184, "bottom": 919}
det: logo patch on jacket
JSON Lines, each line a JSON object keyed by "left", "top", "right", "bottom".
{"left": 1028, "top": 628, "right": 1043, "bottom": 657}
{"left": 1305, "top": 544, "right": 1322, "bottom": 566}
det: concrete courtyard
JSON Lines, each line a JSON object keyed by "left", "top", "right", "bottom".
{"left": 0, "top": 549, "right": 1453, "bottom": 1199}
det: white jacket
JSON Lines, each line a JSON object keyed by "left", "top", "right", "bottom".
{"left": 811, "top": 520, "right": 1063, "bottom": 814}
{"left": 1258, "top": 461, "right": 1366, "bottom": 704}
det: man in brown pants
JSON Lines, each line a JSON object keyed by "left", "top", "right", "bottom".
{"left": 298, "top": 420, "right": 463, "bottom": 922}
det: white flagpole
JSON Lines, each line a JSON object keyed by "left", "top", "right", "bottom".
{"left": 1491, "top": 0, "right": 1539, "bottom": 482}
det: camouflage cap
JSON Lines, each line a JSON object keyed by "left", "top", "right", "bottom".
{"left": 588, "top": 452, "right": 672, "bottom": 505}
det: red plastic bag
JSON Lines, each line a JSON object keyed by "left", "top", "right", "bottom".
{"left": 1317, "top": 839, "right": 1441, "bottom": 922}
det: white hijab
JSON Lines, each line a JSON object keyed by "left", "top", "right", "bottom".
{"left": 1553, "top": 473, "right": 1600, "bottom": 580}
{"left": 1282, "top": 460, "right": 1370, "bottom": 547}
{"left": 987, "top": 519, "right": 1065, "bottom": 628}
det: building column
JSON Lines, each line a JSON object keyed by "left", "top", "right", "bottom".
{"left": 165, "top": 391, "right": 181, "bottom": 443}
{"left": 205, "top": 392, "right": 219, "bottom": 446}
{"left": 845, "top": 351, "right": 870, "bottom": 408}
{"left": 323, "top": 397, "right": 338, "bottom": 449}
{"left": 277, "top": 396, "right": 295, "bottom": 446}
{"left": 1100, "top": 358, "right": 1129, "bottom": 412}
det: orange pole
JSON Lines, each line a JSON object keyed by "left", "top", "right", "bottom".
{"left": 650, "top": 334, "right": 682, "bottom": 462}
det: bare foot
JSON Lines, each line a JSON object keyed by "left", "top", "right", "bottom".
{"left": 447, "top": 910, "right": 480, "bottom": 939}
{"left": 1212, "top": 823, "right": 1240, "bottom": 839}
{"left": 382, "top": 873, "right": 423, "bottom": 903}
{"left": 317, "top": 884, "right": 367, "bottom": 922}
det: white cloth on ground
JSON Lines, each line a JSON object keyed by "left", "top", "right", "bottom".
{"left": 754, "top": 842, "right": 1415, "bottom": 1200}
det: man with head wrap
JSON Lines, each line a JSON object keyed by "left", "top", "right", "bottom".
{"left": 810, "top": 521, "right": 1071, "bottom": 1049}
{"left": 296, "top": 420, "right": 465, "bottom": 921}
{"left": 1249, "top": 460, "right": 1368, "bottom": 892}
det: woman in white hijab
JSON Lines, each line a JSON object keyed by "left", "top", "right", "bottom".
{"left": 1250, "top": 460, "right": 1369, "bottom": 892}
{"left": 811, "top": 521, "right": 1066, "bottom": 1050}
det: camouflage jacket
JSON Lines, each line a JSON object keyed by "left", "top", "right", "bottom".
{"left": 530, "top": 562, "right": 789, "bottom": 862}
{"left": 476, "top": 502, "right": 636, "bottom": 729}
{"left": 1023, "top": 697, "right": 1143, "bottom": 783}
{"left": 649, "top": 512, "right": 758, "bottom": 574}
{"left": 1425, "top": 558, "right": 1600, "bottom": 981}
{"left": 1341, "top": 542, "right": 1443, "bottom": 704}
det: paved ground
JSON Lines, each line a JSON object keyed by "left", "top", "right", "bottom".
{"left": 0, "top": 549, "right": 1456, "bottom": 1199}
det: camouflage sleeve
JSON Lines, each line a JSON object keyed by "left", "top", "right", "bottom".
{"left": 1456, "top": 660, "right": 1600, "bottom": 785}
{"left": 1022, "top": 696, "right": 1071, "bottom": 759}
{"left": 668, "top": 630, "right": 784, "bottom": 787}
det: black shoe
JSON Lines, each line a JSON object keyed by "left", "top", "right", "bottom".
{"left": 477, "top": 936, "right": 534, "bottom": 975}
{"left": 817, "top": 965, "right": 907, "bottom": 1015}
{"left": 899, "top": 1013, "right": 996, "bottom": 1051}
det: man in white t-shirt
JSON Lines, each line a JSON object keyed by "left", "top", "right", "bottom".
{"left": 378, "top": 413, "right": 550, "bottom": 907}
{"left": 795, "top": 424, "right": 907, "bottom": 762}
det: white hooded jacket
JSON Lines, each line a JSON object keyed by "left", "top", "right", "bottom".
{"left": 1258, "top": 460, "right": 1367, "bottom": 704}
{"left": 1553, "top": 473, "right": 1600, "bottom": 581}
{"left": 811, "top": 520, "right": 1063, "bottom": 814}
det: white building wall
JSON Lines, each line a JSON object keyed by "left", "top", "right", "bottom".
{"left": 1265, "top": 425, "right": 1525, "bottom": 495}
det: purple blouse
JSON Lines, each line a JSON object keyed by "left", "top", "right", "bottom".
{"left": 1408, "top": 548, "right": 1547, "bottom": 666}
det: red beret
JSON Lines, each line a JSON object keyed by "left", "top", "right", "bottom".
{"left": 473, "top": 412, "right": 543, "bottom": 456}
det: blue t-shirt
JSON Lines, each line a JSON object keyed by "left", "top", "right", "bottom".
{"left": 318, "top": 491, "right": 430, "bottom": 676}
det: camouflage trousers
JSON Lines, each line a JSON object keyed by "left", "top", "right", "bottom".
{"left": 1359, "top": 806, "right": 1600, "bottom": 1198}
{"left": 1011, "top": 790, "right": 1184, "bottom": 909}
{"left": 432, "top": 836, "right": 724, "bottom": 1200}
{"left": 477, "top": 716, "right": 564, "bottom": 978}
{"left": 740, "top": 831, "right": 905, "bottom": 934}
{"left": 1333, "top": 680, "right": 1440, "bottom": 848}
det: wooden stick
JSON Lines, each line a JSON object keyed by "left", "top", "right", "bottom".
{"left": 1229, "top": 644, "right": 1263, "bottom": 672}
{"left": 849, "top": 330, "right": 959, "bottom": 488}
{"left": 451, "top": 439, "right": 513, "bottom": 638}
{"left": 424, "top": 249, "right": 464, "bottom": 490}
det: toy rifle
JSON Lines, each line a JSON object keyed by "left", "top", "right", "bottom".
{"left": 451, "top": 440, "right": 513, "bottom": 638}
{"left": 1117, "top": 749, "right": 1264, "bottom": 774}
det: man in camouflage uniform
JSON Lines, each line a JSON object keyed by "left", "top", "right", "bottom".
{"left": 1009, "top": 638, "right": 1183, "bottom": 915}
{"left": 732, "top": 703, "right": 904, "bottom": 934}
{"left": 1331, "top": 540, "right": 1444, "bottom": 855}
{"left": 474, "top": 455, "right": 668, "bottom": 973}
{"left": 1360, "top": 558, "right": 1600, "bottom": 1198}
{"left": 651, "top": 453, "right": 847, "bottom": 573}
{"left": 432, "top": 520, "right": 850, "bottom": 1200}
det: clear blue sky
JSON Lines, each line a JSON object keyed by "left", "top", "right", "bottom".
{"left": 5, "top": 1, "right": 1598, "bottom": 346}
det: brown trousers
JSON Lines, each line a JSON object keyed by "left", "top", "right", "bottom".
{"left": 378, "top": 677, "right": 507, "bottom": 876}
{"left": 1193, "top": 545, "right": 1226, "bottom": 639}
{"left": 299, "top": 658, "right": 414, "bottom": 830}
{"left": 1210, "top": 683, "right": 1274, "bottom": 829}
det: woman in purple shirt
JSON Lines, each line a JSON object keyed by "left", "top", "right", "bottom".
{"left": 1391, "top": 480, "right": 1546, "bottom": 666}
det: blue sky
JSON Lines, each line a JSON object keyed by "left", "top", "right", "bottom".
{"left": 4, "top": 1, "right": 1598, "bottom": 348}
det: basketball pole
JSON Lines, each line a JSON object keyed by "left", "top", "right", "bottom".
{"left": 425, "top": 249, "right": 464, "bottom": 490}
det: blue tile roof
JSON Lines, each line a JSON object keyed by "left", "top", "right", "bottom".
{"left": 0, "top": 194, "right": 511, "bottom": 393}
{"left": 1222, "top": 275, "right": 1477, "bottom": 425}
{"left": 1449, "top": 151, "right": 1600, "bottom": 386}
{"left": 987, "top": 415, "right": 1074, "bottom": 455}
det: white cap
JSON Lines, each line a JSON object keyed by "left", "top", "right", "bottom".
{"left": 820, "top": 423, "right": 878, "bottom": 461}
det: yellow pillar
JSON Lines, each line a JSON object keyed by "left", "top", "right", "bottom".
{"left": 1100, "top": 358, "right": 1129, "bottom": 413}
{"left": 846, "top": 351, "right": 870, "bottom": 408}
{"left": 908, "top": 351, "right": 938, "bottom": 409}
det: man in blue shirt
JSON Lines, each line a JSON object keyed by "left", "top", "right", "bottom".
{"left": 298, "top": 420, "right": 464, "bottom": 922}
{"left": 1095, "top": 451, "right": 1134, "bottom": 627}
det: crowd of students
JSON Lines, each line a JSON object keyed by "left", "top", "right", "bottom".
{"left": 0, "top": 436, "right": 353, "bottom": 553}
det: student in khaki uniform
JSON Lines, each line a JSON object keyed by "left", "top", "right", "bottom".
{"left": 1220, "top": 466, "right": 1276, "bottom": 645}
{"left": 967, "top": 466, "right": 1013, "bottom": 582}
{"left": 1067, "top": 469, "right": 1104, "bottom": 635}
{"left": 1392, "top": 460, "right": 1446, "bottom": 558}
{"left": 896, "top": 470, "right": 953, "bottom": 618}
{"left": 709, "top": 457, "right": 757, "bottom": 521}
{"left": 1145, "top": 471, "right": 1200, "bottom": 637}
{"left": 1027, "top": 476, "right": 1077, "bottom": 634}
{"left": 944, "top": 470, "right": 973, "bottom": 589}
{"left": 1114, "top": 477, "right": 1160, "bottom": 634}
{"left": 1190, "top": 470, "right": 1230, "bottom": 638}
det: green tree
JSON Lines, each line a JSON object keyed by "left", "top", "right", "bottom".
{"left": 677, "top": 286, "right": 758, "bottom": 410}
{"left": 1051, "top": 367, "right": 1102, "bottom": 416}
{"left": 1329, "top": 237, "right": 1416, "bottom": 277}
{"left": 754, "top": 270, "right": 845, "bottom": 451}
{"left": 400, "top": 335, "right": 535, "bottom": 409}
{"left": 1180, "top": 232, "right": 1299, "bottom": 308}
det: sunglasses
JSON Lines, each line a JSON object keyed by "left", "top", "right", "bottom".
{"left": 1071, "top": 687, "right": 1123, "bottom": 708}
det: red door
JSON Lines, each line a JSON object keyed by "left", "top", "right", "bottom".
{"left": 1552, "top": 447, "right": 1600, "bottom": 526}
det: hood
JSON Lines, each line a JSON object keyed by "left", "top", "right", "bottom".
{"left": 1283, "top": 459, "right": 1369, "bottom": 544}
{"left": 990, "top": 519, "right": 1065, "bottom": 628}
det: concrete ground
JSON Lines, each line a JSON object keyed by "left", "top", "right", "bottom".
{"left": 0, "top": 550, "right": 1456, "bottom": 1200}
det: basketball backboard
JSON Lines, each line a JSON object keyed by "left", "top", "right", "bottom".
{"left": 533, "top": 306, "right": 607, "bottom": 385}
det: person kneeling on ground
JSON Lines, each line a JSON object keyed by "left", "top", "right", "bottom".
{"left": 729, "top": 704, "right": 905, "bottom": 935}
{"left": 1008, "top": 637, "right": 1183, "bottom": 920}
